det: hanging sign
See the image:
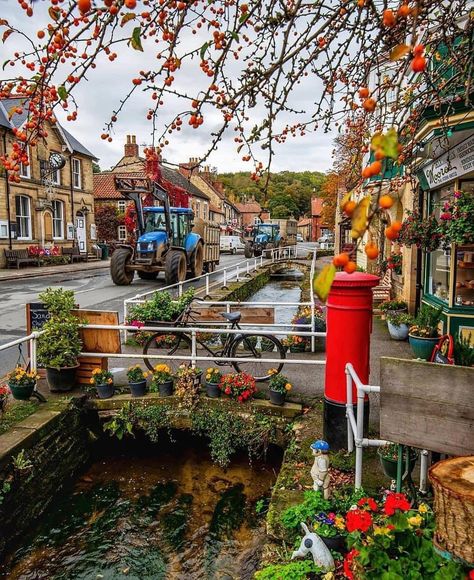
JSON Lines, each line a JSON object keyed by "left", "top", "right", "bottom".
{"left": 421, "top": 134, "right": 474, "bottom": 188}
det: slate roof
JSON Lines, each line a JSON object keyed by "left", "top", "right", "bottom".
{"left": 0, "top": 97, "right": 97, "bottom": 159}
{"left": 162, "top": 165, "right": 210, "bottom": 200}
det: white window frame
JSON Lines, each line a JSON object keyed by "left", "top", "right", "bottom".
{"left": 90, "top": 223, "right": 97, "bottom": 240}
{"left": 0, "top": 219, "right": 9, "bottom": 239}
{"left": 117, "top": 225, "right": 127, "bottom": 241}
{"left": 196, "top": 201, "right": 201, "bottom": 219}
{"left": 16, "top": 195, "right": 32, "bottom": 240}
{"left": 19, "top": 145, "right": 30, "bottom": 179}
{"left": 117, "top": 200, "right": 126, "bottom": 212}
{"left": 203, "top": 202, "right": 208, "bottom": 221}
{"left": 72, "top": 158, "right": 82, "bottom": 189}
{"left": 52, "top": 200, "right": 64, "bottom": 240}
{"left": 254, "top": 216, "right": 261, "bottom": 225}
{"left": 51, "top": 162, "right": 61, "bottom": 185}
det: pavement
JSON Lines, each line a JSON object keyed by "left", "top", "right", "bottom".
{"left": 0, "top": 259, "right": 110, "bottom": 281}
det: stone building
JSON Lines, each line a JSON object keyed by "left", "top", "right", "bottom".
{"left": 0, "top": 97, "right": 97, "bottom": 267}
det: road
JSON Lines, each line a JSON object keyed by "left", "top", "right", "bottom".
{"left": 0, "top": 251, "right": 247, "bottom": 371}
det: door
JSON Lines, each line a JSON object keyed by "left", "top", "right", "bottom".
{"left": 75, "top": 212, "right": 87, "bottom": 253}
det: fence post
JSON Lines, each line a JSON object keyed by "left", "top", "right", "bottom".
{"left": 311, "top": 302, "right": 315, "bottom": 353}
{"left": 205, "top": 273, "right": 210, "bottom": 297}
{"left": 178, "top": 282, "right": 183, "bottom": 297}
{"left": 236, "top": 264, "right": 240, "bottom": 281}
{"left": 246, "top": 260, "right": 251, "bottom": 277}
{"left": 30, "top": 333, "right": 38, "bottom": 372}
{"left": 191, "top": 330, "right": 196, "bottom": 369}
{"left": 222, "top": 268, "right": 228, "bottom": 289}
{"left": 254, "top": 257, "right": 257, "bottom": 271}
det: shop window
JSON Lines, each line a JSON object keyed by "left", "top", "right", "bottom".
{"left": 15, "top": 195, "right": 32, "bottom": 240}
{"left": 427, "top": 186, "right": 453, "bottom": 302}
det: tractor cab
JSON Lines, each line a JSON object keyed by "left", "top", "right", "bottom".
{"left": 142, "top": 206, "right": 194, "bottom": 249}
{"left": 253, "top": 223, "right": 280, "bottom": 245}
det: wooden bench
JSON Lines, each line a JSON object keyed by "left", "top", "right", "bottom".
{"left": 4, "top": 249, "right": 40, "bottom": 269}
{"left": 372, "top": 270, "right": 392, "bottom": 304}
{"left": 62, "top": 246, "right": 88, "bottom": 263}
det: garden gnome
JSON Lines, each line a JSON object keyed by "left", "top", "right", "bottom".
{"left": 291, "top": 522, "right": 334, "bottom": 571}
{"left": 310, "top": 439, "right": 330, "bottom": 498}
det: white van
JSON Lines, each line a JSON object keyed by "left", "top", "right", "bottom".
{"left": 220, "top": 235, "right": 246, "bottom": 254}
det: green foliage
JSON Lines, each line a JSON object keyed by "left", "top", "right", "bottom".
{"left": 410, "top": 305, "right": 442, "bottom": 338}
{"left": 0, "top": 480, "right": 11, "bottom": 505}
{"left": 0, "top": 400, "right": 38, "bottom": 436}
{"left": 268, "top": 194, "right": 299, "bottom": 217}
{"left": 438, "top": 191, "right": 474, "bottom": 245}
{"left": 386, "top": 312, "right": 414, "bottom": 326}
{"left": 12, "top": 449, "right": 33, "bottom": 471}
{"left": 127, "top": 288, "right": 195, "bottom": 324}
{"left": 268, "top": 372, "right": 292, "bottom": 395}
{"left": 280, "top": 491, "right": 331, "bottom": 533}
{"left": 379, "top": 299, "right": 407, "bottom": 312}
{"left": 37, "top": 287, "right": 82, "bottom": 369}
{"left": 126, "top": 365, "right": 146, "bottom": 383}
{"left": 103, "top": 404, "right": 134, "bottom": 440}
{"left": 454, "top": 333, "right": 474, "bottom": 367}
{"left": 254, "top": 560, "right": 322, "bottom": 580}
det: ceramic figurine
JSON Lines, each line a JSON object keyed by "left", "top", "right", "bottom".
{"left": 310, "top": 439, "right": 330, "bottom": 499}
{"left": 291, "top": 522, "right": 335, "bottom": 571}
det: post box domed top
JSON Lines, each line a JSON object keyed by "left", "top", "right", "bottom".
{"left": 331, "top": 271, "right": 380, "bottom": 288}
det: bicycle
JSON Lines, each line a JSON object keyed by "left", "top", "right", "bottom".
{"left": 142, "top": 299, "right": 286, "bottom": 381}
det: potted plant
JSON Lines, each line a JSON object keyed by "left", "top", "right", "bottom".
{"left": 37, "top": 288, "right": 82, "bottom": 392}
{"left": 267, "top": 369, "right": 292, "bottom": 406}
{"left": 126, "top": 288, "right": 195, "bottom": 326}
{"left": 437, "top": 191, "right": 474, "bottom": 245}
{"left": 90, "top": 368, "right": 114, "bottom": 399}
{"left": 398, "top": 209, "right": 443, "bottom": 251}
{"left": 204, "top": 367, "right": 222, "bottom": 398}
{"left": 286, "top": 335, "right": 307, "bottom": 353}
{"left": 454, "top": 333, "right": 474, "bottom": 367}
{"left": 174, "top": 364, "right": 202, "bottom": 407}
{"left": 379, "top": 299, "right": 408, "bottom": 320}
{"left": 408, "top": 305, "right": 442, "bottom": 360}
{"left": 0, "top": 384, "right": 8, "bottom": 413}
{"left": 312, "top": 511, "right": 347, "bottom": 553}
{"left": 149, "top": 363, "right": 174, "bottom": 397}
{"left": 261, "top": 337, "right": 276, "bottom": 352}
{"left": 219, "top": 372, "right": 256, "bottom": 402}
{"left": 377, "top": 443, "right": 418, "bottom": 480}
{"left": 386, "top": 312, "right": 414, "bottom": 341}
{"left": 6, "top": 367, "right": 39, "bottom": 401}
{"left": 127, "top": 365, "right": 147, "bottom": 397}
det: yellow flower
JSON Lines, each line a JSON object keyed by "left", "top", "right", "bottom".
{"left": 408, "top": 515, "right": 422, "bottom": 527}
{"left": 418, "top": 503, "right": 428, "bottom": 514}
{"left": 107, "top": 378, "right": 113, "bottom": 384}
{"left": 89, "top": 378, "right": 94, "bottom": 384}
{"left": 373, "top": 526, "right": 392, "bottom": 536}
{"left": 285, "top": 383, "right": 292, "bottom": 391}
{"left": 334, "top": 516, "right": 345, "bottom": 530}
{"left": 92, "top": 368, "right": 101, "bottom": 375}
{"left": 322, "top": 573, "right": 334, "bottom": 580}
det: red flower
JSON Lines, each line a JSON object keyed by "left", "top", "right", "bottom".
{"left": 468, "top": 570, "right": 474, "bottom": 580}
{"left": 384, "top": 492, "right": 411, "bottom": 515}
{"left": 343, "top": 549, "right": 359, "bottom": 579}
{"left": 357, "top": 497, "right": 377, "bottom": 512}
{"left": 225, "top": 387, "right": 231, "bottom": 395}
{"left": 346, "top": 508, "right": 373, "bottom": 533}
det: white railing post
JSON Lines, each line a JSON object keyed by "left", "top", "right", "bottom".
{"left": 205, "top": 273, "right": 210, "bottom": 297}
{"left": 30, "top": 332, "right": 38, "bottom": 372}
{"left": 236, "top": 264, "right": 240, "bottom": 281}
{"left": 254, "top": 257, "right": 257, "bottom": 271}
{"left": 419, "top": 450, "right": 429, "bottom": 493}
{"left": 311, "top": 302, "right": 316, "bottom": 353}
{"left": 178, "top": 282, "right": 183, "bottom": 297}
{"left": 223, "top": 268, "right": 227, "bottom": 288}
{"left": 246, "top": 260, "right": 251, "bottom": 277}
{"left": 355, "top": 381, "right": 365, "bottom": 490}
{"left": 260, "top": 255, "right": 263, "bottom": 267}
{"left": 191, "top": 329, "right": 197, "bottom": 369}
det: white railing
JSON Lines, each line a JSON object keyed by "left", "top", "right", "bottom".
{"left": 0, "top": 332, "right": 42, "bottom": 373}
{"left": 345, "top": 363, "right": 429, "bottom": 493}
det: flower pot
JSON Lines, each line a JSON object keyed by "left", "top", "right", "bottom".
{"left": 46, "top": 364, "right": 79, "bottom": 392}
{"left": 269, "top": 389, "right": 286, "bottom": 406}
{"left": 193, "top": 371, "right": 203, "bottom": 387}
{"left": 386, "top": 307, "right": 407, "bottom": 316}
{"left": 9, "top": 382, "right": 35, "bottom": 401}
{"left": 408, "top": 335, "right": 439, "bottom": 360}
{"left": 205, "top": 382, "right": 220, "bottom": 398}
{"left": 96, "top": 382, "right": 114, "bottom": 399}
{"left": 158, "top": 380, "right": 174, "bottom": 397}
{"left": 129, "top": 380, "right": 147, "bottom": 397}
{"left": 378, "top": 447, "right": 418, "bottom": 480}
{"left": 321, "top": 534, "right": 346, "bottom": 554}
{"left": 289, "top": 343, "right": 306, "bottom": 353}
{"left": 387, "top": 321, "right": 409, "bottom": 341}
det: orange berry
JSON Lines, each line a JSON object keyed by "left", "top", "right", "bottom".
{"left": 358, "top": 87, "right": 369, "bottom": 99}
{"left": 37, "top": 30, "right": 45, "bottom": 39}
{"left": 344, "top": 261, "right": 357, "bottom": 274}
{"left": 374, "top": 149, "right": 385, "bottom": 161}
{"left": 379, "top": 194, "right": 394, "bottom": 209}
{"left": 362, "top": 166, "right": 373, "bottom": 179}
{"left": 343, "top": 200, "right": 357, "bottom": 216}
{"left": 362, "top": 98, "right": 376, "bottom": 112}
{"left": 411, "top": 55, "right": 426, "bottom": 73}
{"left": 385, "top": 225, "right": 399, "bottom": 241}
{"left": 370, "top": 160, "right": 382, "bottom": 175}
{"left": 365, "top": 243, "right": 379, "bottom": 260}
{"left": 382, "top": 9, "right": 396, "bottom": 26}
{"left": 391, "top": 220, "right": 403, "bottom": 232}
{"left": 125, "top": 0, "right": 137, "bottom": 7}
{"left": 77, "top": 0, "right": 91, "bottom": 14}
{"left": 333, "top": 253, "right": 350, "bottom": 268}
{"left": 413, "top": 44, "right": 425, "bottom": 56}
{"left": 398, "top": 3, "right": 410, "bottom": 17}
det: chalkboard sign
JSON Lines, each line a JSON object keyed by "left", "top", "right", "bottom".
{"left": 26, "top": 302, "right": 51, "bottom": 334}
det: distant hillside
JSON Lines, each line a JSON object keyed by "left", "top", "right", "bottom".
{"left": 218, "top": 171, "right": 326, "bottom": 218}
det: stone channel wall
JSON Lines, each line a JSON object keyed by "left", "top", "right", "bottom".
{"left": 0, "top": 402, "right": 90, "bottom": 558}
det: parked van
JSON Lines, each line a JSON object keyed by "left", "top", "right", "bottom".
{"left": 220, "top": 235, "right": 246, "bottom": 254}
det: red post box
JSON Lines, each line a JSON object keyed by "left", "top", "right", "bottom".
{"left": 324, "top": 271, "right": 379, "bottom": 449}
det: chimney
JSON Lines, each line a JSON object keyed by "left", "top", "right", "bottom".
{"left": 124, "top": 134, "right": 139, "bottom": 157}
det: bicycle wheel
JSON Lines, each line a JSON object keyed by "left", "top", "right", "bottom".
{"left": 230, "top": 334, "right": 285, "bottom": 381}
{"left": 143, "top": 331, "right": 192, "bottom": 372}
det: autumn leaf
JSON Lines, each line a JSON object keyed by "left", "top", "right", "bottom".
{"left": 130, "top": 27, "right": 143, "bottom": 52}
{"left": 339, "top": 191, "right": 352, "bottom": 211}
{"left": 0, "top": 19, "right": 9, "bottom": 26}
{"left": 351, "top": 196, "right": 370, "bottom": 239}
{"left": 370, "top": 128, "right": 399, "bottom": 160}
{"left": 48, "top": 6, "right": 60, "bottom": 21}
{"left": 121, "top": 13, "right": 136, "bottom": 27}
{"left": 2, "top": 29, "right": 13, "bottom": 43}
{"left": 313, "top": 263, "right": 336, "bottom": 302}
{"left": 390, "top": 43, "right": 411, "bottom": 61}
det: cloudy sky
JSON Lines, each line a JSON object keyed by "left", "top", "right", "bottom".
{"left": 3, "top": 1, "right": 335, "bottom": 174}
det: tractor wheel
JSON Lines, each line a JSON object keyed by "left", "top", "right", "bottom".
{"left": 165, "top": 250, "right": 187, "bottom": 285}
{"left": 254, "top": 247, "right": 263, "bottom": 257}
{"left": 138, "top": 271, "right": 158, "bottom": 280}
{"left": 110, "top": 248, "right": 134, "bottom": 286}
{"left": 244, "top": 242, "right": 253, "bottom": 259}
{"left": 190, "top": 242, "right": 204, "bottom": 278}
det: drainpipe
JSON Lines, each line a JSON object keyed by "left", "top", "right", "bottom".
{"left": 2, "top": 130, "right": 13, "bottom": 249}
{"left": 69, "top": 153, "right": 75, "bottom": 246}
{"left": 414, "top": 185, "right": 425, "bottom": 314}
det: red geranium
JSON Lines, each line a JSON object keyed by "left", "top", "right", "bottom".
{"left": 346, "top": 508, "right": 373, "bottom": 533}
{"left": 343, "top": 548, "right": 359, "bottom": 579}
{"left": 384, "top": 492, "right": 411, "bottom": 516}
{"left": 357, "top": 497, "right": 377, "bottom": 512}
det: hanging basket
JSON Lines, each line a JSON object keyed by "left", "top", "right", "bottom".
{"left": 429, "top": 456, "right": 474, "bottom": 565}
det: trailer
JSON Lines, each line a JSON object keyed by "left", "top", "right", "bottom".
{"left": 268, "top": 218, "right": 298, "bottom": 246}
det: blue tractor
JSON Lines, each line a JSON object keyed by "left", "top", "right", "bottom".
{"left": 110, "top": 177, "right": 219, "bottom": 285}
{"left": 244, "top": 223, "right": 281, "bottom": 258}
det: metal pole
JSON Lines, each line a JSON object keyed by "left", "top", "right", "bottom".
{"left": 419, "top": 450, "right": 429, "bottom": 493}
{"left": 236, "top": 265, "right": 240, "bottom": 281}
{"left": 191, "top": 329, "right": 196, "bottom": 369}
{"left": 223, "top": 268, "right": 227, "bottom": 289}
{"left": 30, "top": 333, "right": 38, "bottom": 372}
{"left": 205, "top": 273, "right": 210, "bottom": 296}
{"left": 311, "top": 302, "right": 315, "bottom": 353}
{"left": 178, "top": 282, "right": 183, "bottom": 297}
{"left": 254, "top": 257, "right": 257, "bottom": 271}
{"left": 346, "top": 368, "right": 354, "bottom": 453}
{"left": 396, "top": 444, "right": 404, "bottom": 492}
{"left": 355, "top": 381, "right": 365, "bottom": 489}
{"left": 246, "top": 261, "right": 250, "bottom": 276}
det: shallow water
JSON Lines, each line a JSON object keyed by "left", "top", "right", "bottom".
{"left": 1, "top": 433, "right": 282, "bottom": 580}
{"left": 250, "top": 279, "right": 302, "bottom": 327}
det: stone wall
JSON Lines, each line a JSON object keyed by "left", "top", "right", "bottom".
{"left": 0, "top": 401, "right": 90, "bottom": 558}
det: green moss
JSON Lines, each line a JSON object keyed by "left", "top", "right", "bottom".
{"left": 330, "top": 450, "right": 355, "bottom": 472}
{"left": 255, "top": 560, "right": 323, "bottom": 579}
{"left": 0, "top": 401, "right": 39, "bottom": 435}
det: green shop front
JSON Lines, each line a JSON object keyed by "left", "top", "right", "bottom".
{"left": 418, "top": 131, "right": 474, "bottom": 343}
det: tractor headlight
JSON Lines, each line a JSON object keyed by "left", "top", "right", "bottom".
{"left": 146, "top": 242, "right": 155, "bottom": 251}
